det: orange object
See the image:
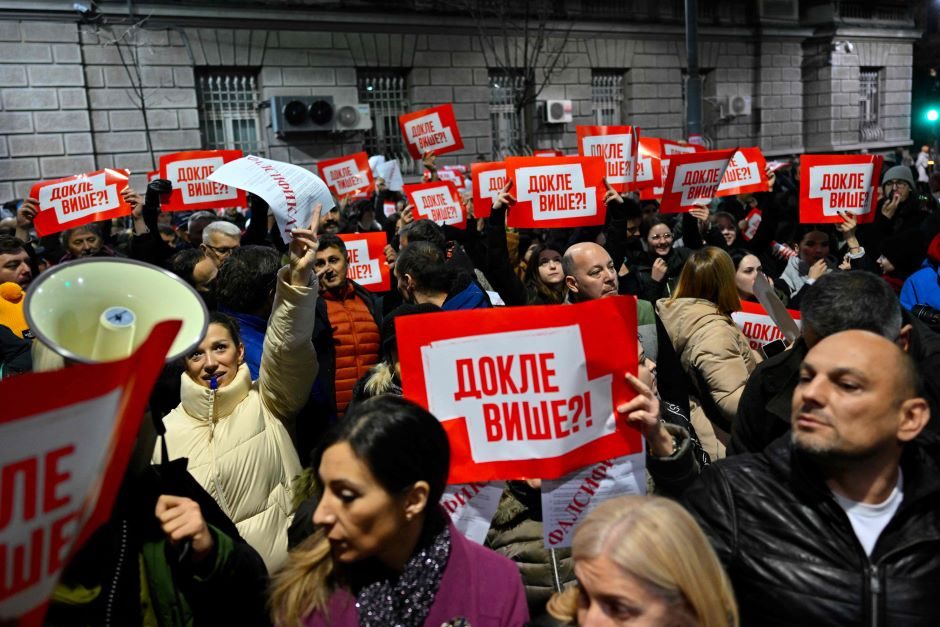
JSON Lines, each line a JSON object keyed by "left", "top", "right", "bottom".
{"left": 0, "top": 281, "right": 29, "bottom": 338}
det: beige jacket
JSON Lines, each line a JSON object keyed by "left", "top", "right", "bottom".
{"left": 155, "top": 267, "right": 317, "bottom": 572}
{"left": 657, "top": 297, "right": 761, "bottom": 459}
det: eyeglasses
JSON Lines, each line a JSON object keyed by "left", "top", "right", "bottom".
{"left": 648, "top": 233, "right": 673, "bottom": 242}
{"left": 886, "top": 181, "right": 910, "bottom": 188}
{"left": 204, "top": 244, "right": 238, "bottom": 256}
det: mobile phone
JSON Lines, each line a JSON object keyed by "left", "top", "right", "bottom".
{"left": 761, "top": 339, "right": 788, "bottom": 359}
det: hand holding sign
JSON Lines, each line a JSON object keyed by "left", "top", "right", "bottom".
{"left": 31, "top": 169, "right": 133, "bottom": 237}
{"left": 799, "top": 154, "right": 883, "bottom": 224}
{"left": 603, "top": 178, "right": 624, "bottom": 208}
{"left": 617, "top": 373, "right": 674, "bottom": 458}
{"left": 288, "top": 205, "right": 322, "bottom": 288}
{"left": 492, "top": 180, "right": 515, "bottom": 212}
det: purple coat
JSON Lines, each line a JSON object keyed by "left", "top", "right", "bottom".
{"left": 303, "top": 521, "right": 530, "bottom": 626}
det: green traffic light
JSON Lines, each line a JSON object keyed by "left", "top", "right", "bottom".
{"left": 928, "top": 109, "right": 939, "bottom": 122}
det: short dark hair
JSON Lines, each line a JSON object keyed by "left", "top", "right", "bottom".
{"left": 315, "top": 395, "right": 450, "bottom": 507}
{"left": 396, "top": 240, "right": 452, "bottom": 293}
{"left": 316, "top": 234, "right": 346, "bottom": 257}
{"left": 60, "top": 224, "right": 100, "bottom": 248}
{"left": 800, "top": 271, "right": 903, "bottom": 340}
{"left": 399, "top": 219, "right": 446, "bottom": 250}
{"left": 208, "top": 310, "right": 242, "bottom": 348}
{"left": 167, "top": 248, "right": 206, "bottom": 287}
{"left": 215, "top": 245, "right": 281, "bottom": 313}
{"left": 0, "top": 235, "right": 26, "bottom": 256}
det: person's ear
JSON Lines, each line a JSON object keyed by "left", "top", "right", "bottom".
{"left": 897, "top": 397, "right": 930, "bottom": 443}
{"left": 896, "top": 324, "right": 913, "bottom": 353}
{"left": 402, "top": 480, "right": 430, "bottom": 521}
{"left": 565, "top": 275, "right": 579, "bottom": 294}
{"left": 237, "top": 342, "right": 245, "bottom": 365}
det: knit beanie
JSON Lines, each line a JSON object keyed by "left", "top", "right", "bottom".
{"left": 0, "top": 282, "right": 29, "bottom": 338}
{"left": 881, "top": 165, "right": 916, "bottom": 189}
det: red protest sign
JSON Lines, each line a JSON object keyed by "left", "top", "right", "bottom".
{"left": 634, "top": 137, "right": 662, "bottom": 196}
{"left": 0, "top": 321, "right": 180, "bottom": 627}
{"left": 147, "top": 170, "right": 158, "bottom": 182}
{"left": 799, "top": 154, "right": 883, "bottom": 224}
{"left": 436, "top": 165, "right": 468, "bottom": 192}
{"left": 30, "top": 169, "right": 132, "bottom": 238}
{"left": 403, "top": 180, "right": 467, "bottom": 229}
{"left": 660, "top": 148, "right": 735, "bottom": 213}
{"left": 159, "top": 150, "right": 246, "bottom": 212}
{"left": 731, "top": 300, "right": 801, "bottom": 352}
{"left": 470, "top": 162, "right": 507, "bottom": 220}
{"left": 577, "top": 125, "right": 640, "bottom": 192}
{"left": 715, "top": 147, "right": 768, "bottom": 197}
{"left": 504, "top": 156, "right": 607, "bottom": 229}
{"left": 338, "top": 232, "right": 391, "bottom": 293}
{"left": 317, "top": 151, "right": 374, "bottom": 199}
{"left": 642, "top": 140, "right": 701, "bottom": 201}
{"left": 397, "top": 297, "right": 641, "bottom": 483}
{"left": 399, "top": 104, "right": 464, "bottom": 159}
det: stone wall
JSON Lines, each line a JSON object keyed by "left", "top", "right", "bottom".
{"left": 0, "top": 15, "right": 918, "bottom": 201}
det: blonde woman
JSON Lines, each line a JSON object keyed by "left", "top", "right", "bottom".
{"left": 656, "top": 247, "right": 761, "bottom": 459}
{"left": 547, "top": 496, "right": 737, "bottom": 627}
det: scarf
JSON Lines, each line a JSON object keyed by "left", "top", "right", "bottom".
{"left": 355, "top": 524, "right": 451, "bottom": 627}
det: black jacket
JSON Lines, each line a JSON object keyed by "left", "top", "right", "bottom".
{"left": 682, "top": 437, "right": 940, "bottom": 626}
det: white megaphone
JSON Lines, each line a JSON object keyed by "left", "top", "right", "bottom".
{"left": 24, "top": 257, "right": 208, "bottom": 364}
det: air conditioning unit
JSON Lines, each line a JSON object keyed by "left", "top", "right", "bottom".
{"left": 271, "top": 95, "right": 335, "bottom": 134}
{"left": 721, "top": 95, "right": 752, "bottom": 118}
{"left": 545, "top": 99, "right": 573, "bottom": 124}
{"left": 333, "top": 103, "right": 372, "bottom": 132}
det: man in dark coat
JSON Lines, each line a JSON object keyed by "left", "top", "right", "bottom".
{"left": 683, "top": 330, "right": 939, "bottom": 626}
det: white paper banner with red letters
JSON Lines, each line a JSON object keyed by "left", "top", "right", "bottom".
{"left": 577, "top": 125, "right": 640, "bottom": 192}
{"left": 397, "top": 297, "right": 641, "bottom": 483}
{"left": 0, "top": 322, "right": 179, "bottom": 627}
{"left": 159, "top": 150, "right": 245, "bottom": 212}
{"left": 470, "top": 162, "right": 507, "bottom": 220}
{"left": 403, "top": 180, "right": 467, "bottom": 229}
{"left": 441, "top": 482, "right": 504, "bottom": 545}
{"left": 541, "top": 451, "right": 646, "bottom": 549}
{"left": 660, "top": 148, "right": 736, "bottom": 213}
{"left": 731, "top": 300, "right": 802, "bottom": 352}
{"left": 399, "top": 104, "right": 464, "bottom": 159}
{"left": 799, "top": 154, "right": 883, "bottom": 224}
{"left": 317, "top": 152, "right": 374, "bottom": 199}
{"left": 30, "top": 169, "right": 132, "bottom": 238}
{"left": 208, "top": 155, "right": 334, "bottom": 241}
{"left": 642, "top": 140, "right": 700, "bottom": 201}
{"left": 715, "top": 147, "right": 769, "bottom": 197}
{"left": 505, "top": 156, "right": 608, "bottom": 229}
{"left": 337, "top": 232, "right": 391, "bottom": 293}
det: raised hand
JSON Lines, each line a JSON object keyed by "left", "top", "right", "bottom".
{"left": 492, "top": 180, "right": 516, "bottom": 212}
{"left": 603, "top": 178, "right": 624, "bottom": 207}
{"left": 617, "top": 373, "right": 674, "bottom": 457}
{"left": 289, "top": 204, "right": 322, "bottom": 287}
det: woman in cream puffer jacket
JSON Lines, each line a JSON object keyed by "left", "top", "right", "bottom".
{"left": 155, "top": 221, "right": 321, "bottom": 572}
{"left": 656, "top": 247, "right": 761, "bottom": 460}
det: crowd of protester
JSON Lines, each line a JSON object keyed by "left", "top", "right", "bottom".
{"left": 1, "top": 146, "right": 940, "bottom": 627}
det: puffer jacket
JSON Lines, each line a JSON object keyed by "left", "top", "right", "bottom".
{"left": 485, "top": 482, "right": 574, "bottom": 619}
{"left": 656, "top": 297, "right": 760, "bottom": 459}
{"left": 320, "top": 282, "right": 381, "bottom": 416}
{"left": 682, "top": 436, "right": 940, "bottom": 626}
{"left": 155, "top": 267, "right": 317, "bottom": 572}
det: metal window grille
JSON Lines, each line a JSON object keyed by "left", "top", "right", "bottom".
{"left": 357, "top": 71, "right": 414, "bottom": 172}
{"left": 591, "top": 71, "right": 624, "bottom": 125}
{"left": 196, "top": 70, "right": 265, "bottom": 155}
{"left": 489, "top": 71, "right": 527, "bottom": 159}
{"left": 859, "top": 68, "right": 884, "bottom": 141}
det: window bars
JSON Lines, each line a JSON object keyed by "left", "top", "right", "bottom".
{"left": 859, "top": 68, "right": 884, "bottom": 142}
{"left": 357, "top": 71, "right": 416, "bottom": 173}
{"left": 489, "top": 71, "right": 527, "bottom": 159}
{"left": 196, "top": 71, "right": 265, "bottom": 155}
{"left": 591, "top": 71, "right": 624, "bottom": 125}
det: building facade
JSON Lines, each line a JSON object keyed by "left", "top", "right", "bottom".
{"left": 0, "top": 0, "right": 922, "bottom": 200}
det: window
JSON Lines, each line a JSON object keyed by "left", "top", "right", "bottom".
{"left": 591, "top": 71, "right": 624, "bottom": 125}
{"left": 357, "top": 70, "right": 411, "bottom": 167}
{"left": 859, "top": 68, "right": 883, "bottom": 141}
{"left": 196, "top": 70, "right": 265, "bottom": 154}
{"left": 489, "top": 71, "right": 527, "bottom": 159}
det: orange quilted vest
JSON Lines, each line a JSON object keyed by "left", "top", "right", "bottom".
{"left": 323, "top": 284, "right": 380, "bottom": 416}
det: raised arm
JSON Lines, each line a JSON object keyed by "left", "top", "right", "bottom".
{"left": 258, "top": 208, "right": 322, "bottom": 438}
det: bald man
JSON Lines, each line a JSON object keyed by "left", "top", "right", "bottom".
{"left": 682, "top": 330, "right": 937, "bottom": 626}
{"left": 562, "top": 242, "right": 619, "bottom": 302}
